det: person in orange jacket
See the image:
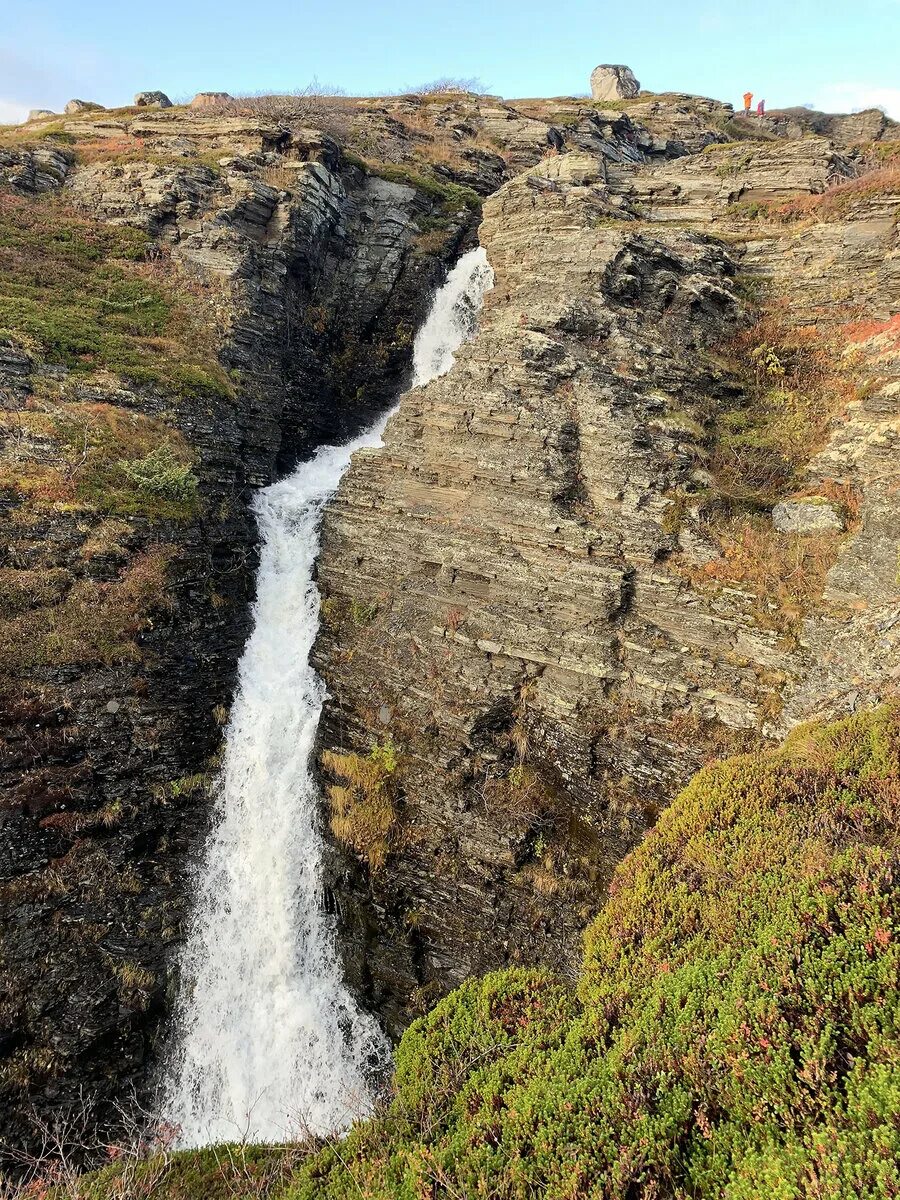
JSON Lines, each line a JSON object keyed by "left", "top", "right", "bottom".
{"left": 743, "top": 91, "right": 753, "bottom": 115}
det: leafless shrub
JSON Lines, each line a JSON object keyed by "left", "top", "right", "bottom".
{"left": 0, "top": 1088, "right": 175, "bottom": 1200}
{"left": 201, "top": 80, "right": 352, "bottom": 140}
{"left": 399, "top": 76, "right": 489, "bottom": 97}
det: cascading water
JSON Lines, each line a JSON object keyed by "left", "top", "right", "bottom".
{"left": 164, "top": 247, "right": 494, "bottom": 1147}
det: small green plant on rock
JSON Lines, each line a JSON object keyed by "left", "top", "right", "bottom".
{"left": 118, "top": 444, "right": 199, "bottom": 504}
{"left": 349, "top": 598, "right": 378, "bottom": 626}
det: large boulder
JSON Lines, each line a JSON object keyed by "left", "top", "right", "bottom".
{"left": 27, "top": 109, "right": 55, "bottom": 121}
{"left": 189, "top": 91, "right": 232, "bottom": 109}
{"left": 590, "top": 64, "right": 640, "bottom": 102}
{"left": 64, "top": 98, "right": 105, "bottom": 114}
{"left": 134, "top": 90, "right": 172, "bottom": 109}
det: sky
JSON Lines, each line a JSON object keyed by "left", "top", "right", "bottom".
{"left": 2, "top": 0, "right": 899, "bottom": 125}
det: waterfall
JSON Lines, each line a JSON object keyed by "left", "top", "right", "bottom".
{"left": 164, "top": 247, "right": 494, "bottom": 1147}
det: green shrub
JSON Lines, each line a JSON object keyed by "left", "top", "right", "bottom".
{"left": 291, "top": 703, "right": 900, "bottom": 1199}
{"left": 37, "top": 128, "right": 77, "bottom": 145}
{"left": 118, "top": 444, "right": 199, "bottom": 503}
{"left": 0, "top": 402, "right": 202, "bottom": 519}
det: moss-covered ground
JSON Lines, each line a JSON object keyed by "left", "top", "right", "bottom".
{"left": 0, "top": 190, "right": 230, "bottom": 398}
{"left": 0, "top": 188, "right": 226, "bottom": 678}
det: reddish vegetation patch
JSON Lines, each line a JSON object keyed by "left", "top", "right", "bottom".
{"left": 694, "top": 516, "right": 843, "bottom": 624}
{"left": 769, "top": 166, "right": 900, "bottom": 222}
{"left": 71, "top": 135, "right": 148, "bottom": 164}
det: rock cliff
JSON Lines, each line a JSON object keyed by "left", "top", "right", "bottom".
{"left": 315, "top": 123, "right": 900, "bottom": 1031}
{"left": 0, "top": 95, "right": 480, "bottom": 1155}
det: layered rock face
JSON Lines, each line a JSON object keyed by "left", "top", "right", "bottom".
{"left": 1, "top": 88, "right": 718, "bottom": 1155}
{"left": 317, "top": 137, "right": 900, "bottom": 1029}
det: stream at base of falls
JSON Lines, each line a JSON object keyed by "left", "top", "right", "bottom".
{"left": 164, "top": 247, "right": 494, "bottom": 1147}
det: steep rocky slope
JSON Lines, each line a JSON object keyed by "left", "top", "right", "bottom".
{"left": 0, "top": 87, "right": 898, "bottom": 1161}
{"left": 316, "top": 125, "right": 900, "bottom": 1031}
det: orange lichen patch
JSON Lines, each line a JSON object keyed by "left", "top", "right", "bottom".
{"left": 842, "top": 312, "right": 900, "bottom": 348}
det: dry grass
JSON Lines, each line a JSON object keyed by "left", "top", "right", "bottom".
{"left": 709, "top": 310, "right": 857, "bottom": 506}
{"left": 259, "top": 165, "right": 298, "bottom": 192}
{"left": 765, "top": 166, "right": 900, "bottom": 222}
{"left": 483, "top": 763, "right": 556, "bottom": 827}
{"left": 689, "top": 515, "right": 844, "bottom": 623}
{"left": 679, "top": 306, "right": 862, "bottom": 622}
{"left": 71, "top": 137, "right": 224, "bottom": 172}
{"left": 0, "top": 545, "right": 174, "bottom": 673}
{"left": 322, "top": 739, "right": 401, "bottom": 871}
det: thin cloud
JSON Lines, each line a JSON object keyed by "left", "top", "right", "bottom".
{"left": 0, "top": 98, "right": 29, "bottom": 125}
{"left": 813, "top": 82, "right": 900, "bottom": 119}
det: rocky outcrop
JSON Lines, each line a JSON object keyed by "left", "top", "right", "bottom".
{"left": 759, "top": 105, "right": 900, "bottom": 146}
{"left": 316, "top": 153, "right": 751, "bottom": 1027}
{"left": 772, "top": 498, "right": 845, "bottom": 533}
{"left": 134, "top": 91, "right": 172, "bottom": 109}
{"left": 64, "top": 99, "right": 104, "bottom": 115}
{"left": 0, "top": 146, "right": 74, "bottom": 194}
{"left": 590, "top": 64, "right": 641, "bottom": 101}
{"left": 189, "top": 92, "right": 232, "bottom": 109}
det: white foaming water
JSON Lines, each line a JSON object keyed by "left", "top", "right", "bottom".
{"left": 165, "top": 247, "right": 493, "bottom": 1147}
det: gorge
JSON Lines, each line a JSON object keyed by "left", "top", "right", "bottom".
{"left": 164, "top": 247, "right": 493, "bottom": 1147}
{"left": 0, "top": 77, "right": 898, "bottom": 1197}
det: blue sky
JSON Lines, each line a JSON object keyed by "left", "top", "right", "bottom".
{"left": 2, "top": 0, "right": 898, "bottom": 124}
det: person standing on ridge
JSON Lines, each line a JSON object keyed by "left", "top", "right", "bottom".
{"left": 757, "top": 98, "right": 766, "bottom": 116}
{"left": 743, "top": 91, "right": 753, "bottom": 116}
